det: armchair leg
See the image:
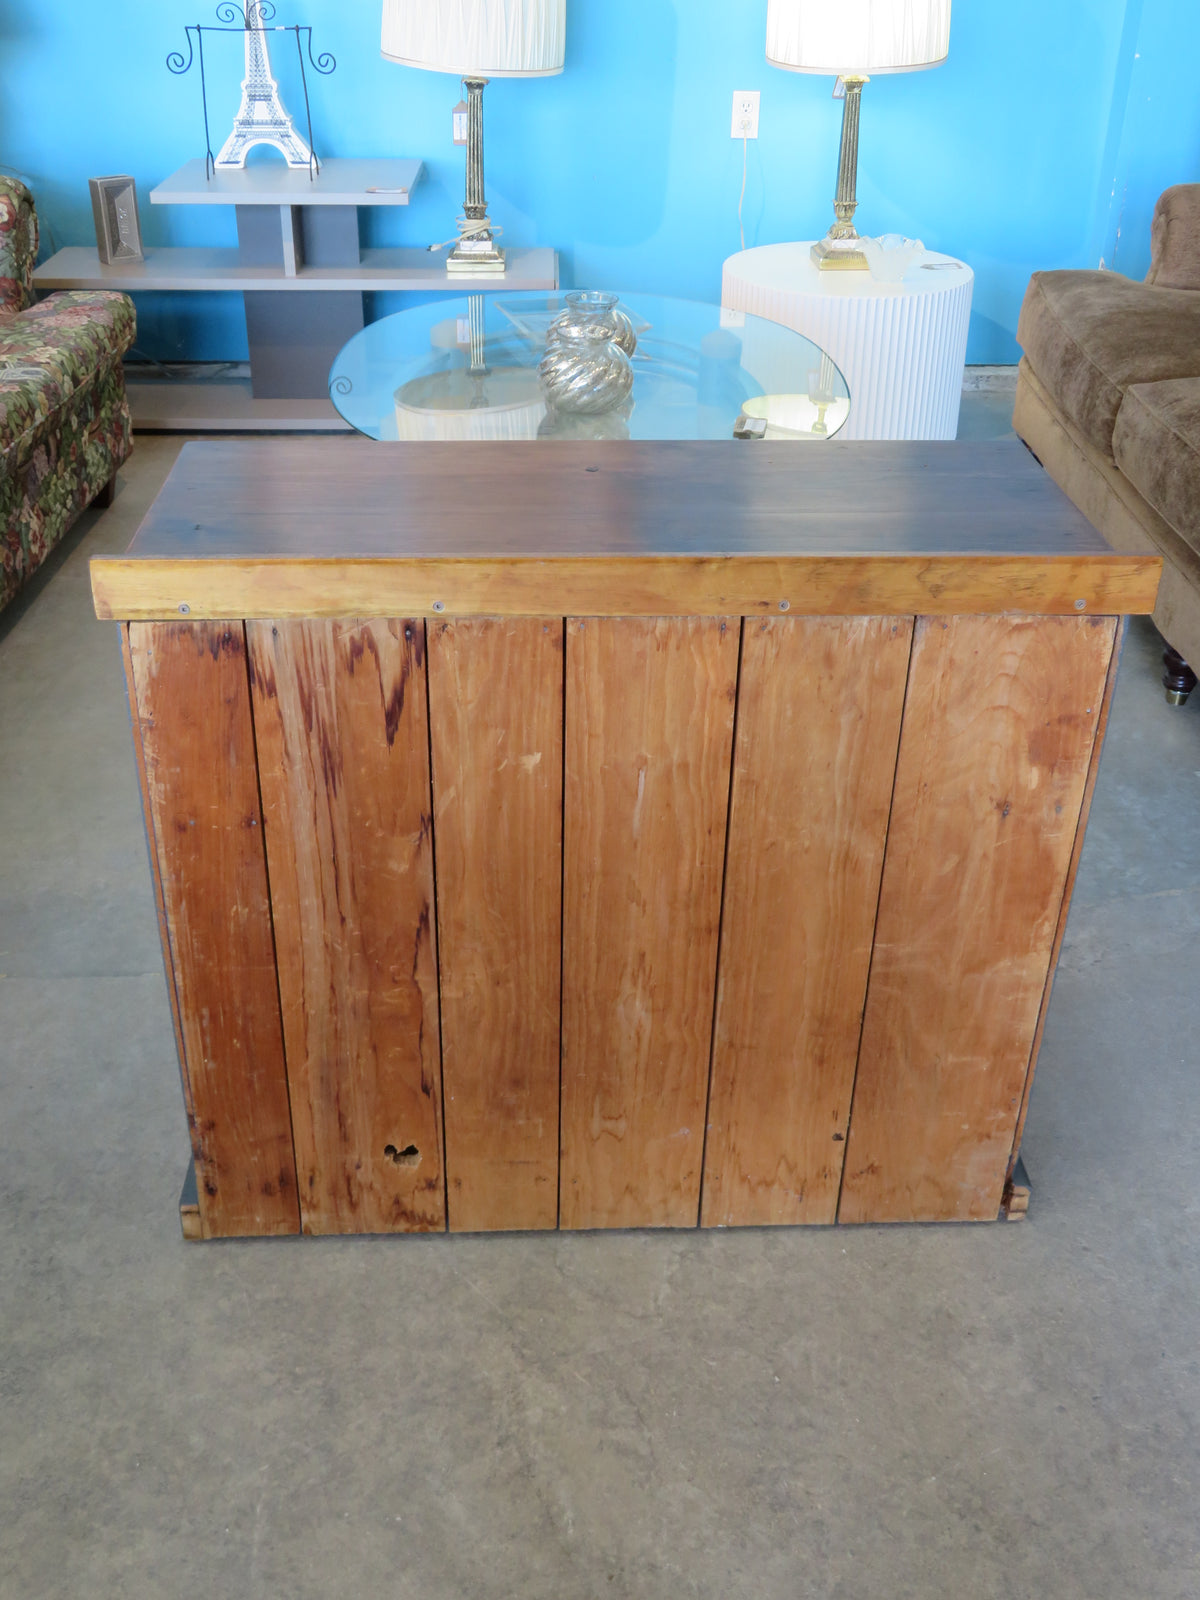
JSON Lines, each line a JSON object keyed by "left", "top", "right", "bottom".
{"left": 1163, "top": 645, "right": 1197, "bottom": 707}
{"left": 91, "top": 472, "right": 117, "bottom": 510}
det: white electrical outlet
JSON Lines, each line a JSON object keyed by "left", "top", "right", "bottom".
{"left": 731, "top": 90, "right": 760, "bottom": 139}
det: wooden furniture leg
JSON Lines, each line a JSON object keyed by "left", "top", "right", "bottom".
{"left": 1163, "top": 644, "right": 1197, "bottom": 706}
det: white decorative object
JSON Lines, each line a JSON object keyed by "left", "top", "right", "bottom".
{"left": 766, "top": 0, "right": 951, "bottom": 270}
{"left": 380, "top": 0, "right": 566, "bottom": 76}
{"left": 723, "top": 241, "right": 972, "bottom": 439}
{"left": 860, "top": 234, "right": 925, "bottom": 282}
{"left": 380, "top": 0, "right": 566, "bottom": 274}
{"left": 766, "top": 0, "right": 950, "bottom": 75}
{"left": 216, "top": 3, "right": 314, "bottom": 170}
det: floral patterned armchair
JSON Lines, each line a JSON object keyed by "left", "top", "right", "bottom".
{"left": 0, "top": 175, "right": 135, "bottom": 613}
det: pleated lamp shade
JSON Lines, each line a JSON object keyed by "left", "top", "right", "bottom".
{"left": 393, "top": 368, "right": 546, "bottom": 441}
{"left": 381, "top": 0, "right": 566, "bottom": 77}
{"left": 766, "top": 0, "right": 950, "bottom": 74}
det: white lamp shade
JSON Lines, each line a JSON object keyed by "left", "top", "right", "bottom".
{"left": 381, "top": 0, "right": 566, "bottom": 77}
{"left": 766, "top": 0, "right": 950, "bottom": 74}
{"left": 393, "top": 367, "right": 546, "bottom": 440}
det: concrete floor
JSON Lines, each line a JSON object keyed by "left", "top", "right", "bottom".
{"left": 2, "top": 412, "right": 1199, "bottom": 1600}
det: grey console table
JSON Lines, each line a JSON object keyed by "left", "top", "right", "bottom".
{"left": 34, "top": 158, "right": 559, "bottom": 431}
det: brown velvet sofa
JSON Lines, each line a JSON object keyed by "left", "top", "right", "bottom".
{"left": 1014, "top": 184, "right": 1200, "bottom": 704}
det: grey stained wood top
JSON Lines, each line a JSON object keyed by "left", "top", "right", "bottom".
{"left": 91, "top": 440, "right": 1160, "bottom": 620}
{"left": 118, "top": 439, "right": 1131, "bottom": 560}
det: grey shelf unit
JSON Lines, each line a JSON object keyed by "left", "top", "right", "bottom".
{"left": 33, "top": 159, "right": 560, "bottom": 431}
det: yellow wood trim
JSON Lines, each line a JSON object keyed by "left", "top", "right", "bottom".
{"left": 90, "top": 554, "right": 1162, "bottom": 621}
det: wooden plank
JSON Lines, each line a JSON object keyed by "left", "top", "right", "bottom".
{"left": 118, "top": 625, "right": 191, "bottom": 1127}
{"left": 247, "top": 619, "right": 445, "bottom": 1234}
{"left": 90, "top": 554, "right": 1160, "bottom": 626}
{"left": 838, "top": 614, "right": 1120, "bottom": 1224}
{"left": 428, "top": 619, "right": 563, "bottom": 1232}
{"left": 100, "top": 441, "right": 1139, "bottom": 561}
{"left": 1005, "top": 617, "right": 1127, "bottom": 1181}
{"left": 128, "top": 621, "right": 299, "bottom": 1239}
{"left": 560, "top": 616, "right": 739, "bottom": 1229}
{"left": 701, "top": 616, "right": 913, "bottom": 1228}
{"left": 179, "top": 1161, "right": 203, "bottom": 1242}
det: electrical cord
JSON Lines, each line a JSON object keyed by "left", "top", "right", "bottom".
{"left": 739, "top": 136, "right": 748, "bottom": 253}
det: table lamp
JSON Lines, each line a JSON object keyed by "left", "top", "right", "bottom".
{"left": 766, "top": 0, "right": 950, "bottom": 270}
{"left": 381, "top": 0, "right": 566, "bottom": 275}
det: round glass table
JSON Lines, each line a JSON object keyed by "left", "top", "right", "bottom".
{"left": 328, "top": 291, "right": 850, "bottom": 443}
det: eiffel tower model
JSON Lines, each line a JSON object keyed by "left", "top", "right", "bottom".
{"left": 214, "top": 2, "right": 314, "bottom": 170}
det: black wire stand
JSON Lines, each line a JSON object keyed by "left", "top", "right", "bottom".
{"left": 167, "top": 2, "right": 336, "bottom": 181}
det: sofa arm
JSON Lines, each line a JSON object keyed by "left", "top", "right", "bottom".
{"left": 1146, "top": 185, "right": 1200, "bottom": 290}
{"left": 0, "top": 176, "right": 37, "bottom": 315}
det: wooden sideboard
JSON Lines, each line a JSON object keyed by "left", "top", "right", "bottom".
{"left": 91, "top": 440, "right": 1160, "bottom": 1238}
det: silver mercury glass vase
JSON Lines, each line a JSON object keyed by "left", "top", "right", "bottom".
{"left": 538, "top": 396, "right": 634, "bottom": 440}
{"left": 538, "top": 328, "right": 634, "bottom": 416}
{"left": 546, "top": 290, "right": 638, "bottom": 358}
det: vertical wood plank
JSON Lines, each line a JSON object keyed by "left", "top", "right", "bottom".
{"left": 838, "top": 614, "right": 1120, "bottom": 1224}
{"left": 247, "top": 619, "right": 444, "bottom": 1235}
{"left": 128, "top": 621, "right": 299, "bottom": 1239}
{"left": 560, "top": 616, "right": 739, "bottom": 1230}
{"left": 118, "top": 626, "right": 191, "bottom": 1126}
{"left": 1005, "top": 617, "right": 1127, "bottom": 1183}
{"left": 428, "top": 619, "right": 563, "bottom": 1233}
{"left": 701, "top": 616, "right": 913, "bottom": 1228}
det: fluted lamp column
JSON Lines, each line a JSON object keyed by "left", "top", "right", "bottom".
{"left": 381, "top": 0, "right": 566, "bottom": 276}
{"left": 767, "top": 0, "right": 950, "bottom": 271}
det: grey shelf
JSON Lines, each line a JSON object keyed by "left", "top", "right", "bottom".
{"left": 34, "top": 245, "right": 560, "bottom": 294}
{"left": 38, "top": 157, "right": 560, "bottom": 427}
{"left": 126, "top": 374, "right": 351, "bottom": 432}
{"left": 149, "top": 157, "right": 423, "bottom": 206}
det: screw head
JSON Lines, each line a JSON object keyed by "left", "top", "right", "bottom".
{"left": 432, "top": 600, "right": 446, "bottom": 613}
{"left": 1074, "top": 598, "right": 1086, "bottom": 611}
{"left": 779, "top": 599, "right": 790, "bottom": 612}
{"left": 178, "top": 603, "right": 190, "bottom": 615}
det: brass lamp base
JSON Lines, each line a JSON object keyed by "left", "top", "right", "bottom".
{"left": 446, "top": 78, "right": 507, "bottom": 276}
{"left": 810, "top": 236, "right": 869, "bottom": 271}
{"left": 813, "top": 74, "right": 872, "bottom": 273}
{"left": 446, "top": 241, "right": 507, "bottom": 275}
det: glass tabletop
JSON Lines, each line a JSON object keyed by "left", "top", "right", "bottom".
{"left": 328, "top": 291, "right": 850, "bottom": 443}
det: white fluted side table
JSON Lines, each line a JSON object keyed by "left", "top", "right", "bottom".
{"left": 722, "top": 244, "right": 973, "bottom": 440}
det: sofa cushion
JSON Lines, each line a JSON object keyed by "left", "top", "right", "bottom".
{"left": 1017, "top": 269, "right": 1200, "bottom": 457}
{"left": 1113, "top": 377, "right": 1200, "bottom": 563}
{"left": 0, "top": 290, "right": 135, "bottom": 455}
{"left": 1146, "top": 185, "right": 1200, "bottom": 290}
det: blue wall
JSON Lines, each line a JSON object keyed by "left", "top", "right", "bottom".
{"left": 1091, "top": 0, "right": 1200, "bottom": 276}
{"left": 2, "top": 0, "right": 1198, "bottom": 365}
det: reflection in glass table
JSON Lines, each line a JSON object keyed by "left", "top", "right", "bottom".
{"left": 328, "top": 291, "right": 851, "bottom": 443}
